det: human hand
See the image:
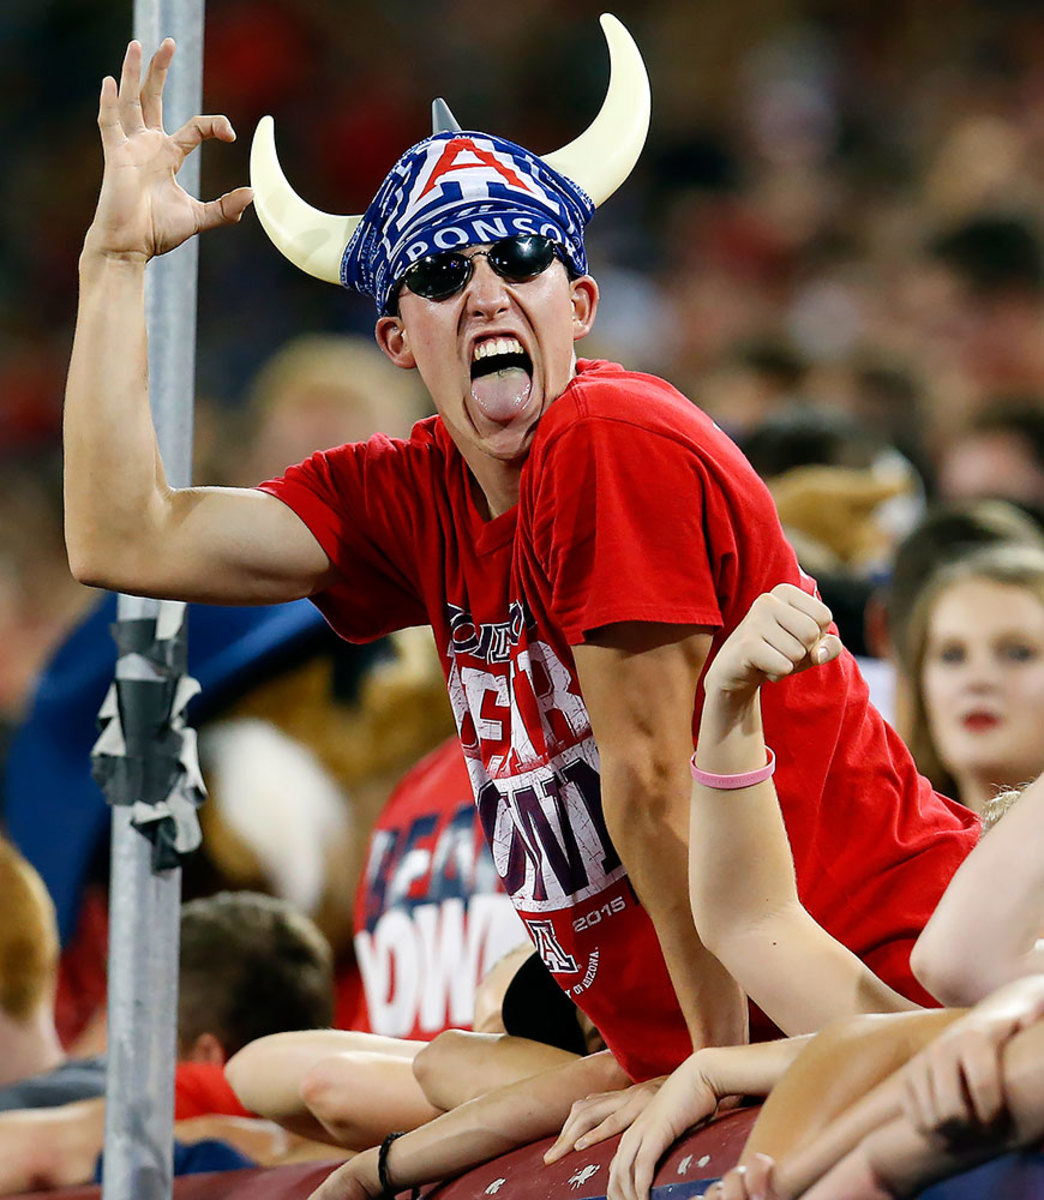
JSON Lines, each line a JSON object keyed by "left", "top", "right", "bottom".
{"left": 699, "top": 1154, "right": 778, "bottom": 1200}
{"left": 900, "top": 977, "right": 1044, "bottom": 1142}
{"left": 605, "top": 1055, "right": 719, "bottom": 1200}
{"left": 704, "top": 584, "right": 841, "bottom": 701}
{"left": 307, "top": 1145, "right": 381, "bottom": 1200}
{"left": 544, "top": 1077, "right": 665, "bottom": 1165}
{"left": 85, "top": 39, "right": 252, "bottom": 264}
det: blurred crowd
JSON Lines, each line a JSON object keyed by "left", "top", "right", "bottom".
{"left": 2, "top": 0, "right": 1044, "bottom": 1192}
{"left": 3, "top": 0, "right": 1044, "bottom": 738}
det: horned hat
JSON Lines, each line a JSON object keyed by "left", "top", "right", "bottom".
{"left": 250, "top": 14, "right": 650, "bottom": 314}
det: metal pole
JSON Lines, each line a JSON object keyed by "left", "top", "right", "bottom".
{"left": 102, "top": 3, "right": 204, "bottom": 1198}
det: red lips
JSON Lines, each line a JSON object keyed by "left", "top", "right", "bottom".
{"left": 962, "top": 712, "right": 1000, "bottom": 731}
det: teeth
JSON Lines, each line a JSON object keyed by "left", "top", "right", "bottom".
{"left": 473, "top": 336, "right": 524, "bottom": 362}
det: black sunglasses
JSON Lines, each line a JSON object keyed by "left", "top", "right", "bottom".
{"left": 389, "top": 234, "right": 562, "bottom": 314}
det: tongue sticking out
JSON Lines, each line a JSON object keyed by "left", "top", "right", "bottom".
{"left": 470, "top": 367, "right": 532, "bottom": 424}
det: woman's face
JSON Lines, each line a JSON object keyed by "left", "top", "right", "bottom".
{"left": 922, "top": 576, "right": 1044, "bottom": 797}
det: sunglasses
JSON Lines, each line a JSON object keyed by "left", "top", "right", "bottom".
{"left": 390, "top": 234, "right": 562, "bottom": 313}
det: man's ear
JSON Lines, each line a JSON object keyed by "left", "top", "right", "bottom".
{"left": 375, "top": 315, "right": 417, "bottom": 368}
{"left": 570, "top": 276, "right": 599, "bottom": 341}
{"left": 181, "top": 1031, "right": 227, "bottom": 1065}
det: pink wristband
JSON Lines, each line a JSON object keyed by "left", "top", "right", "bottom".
{"left": 690, "top": 748, "right": 776, "bottom": 790}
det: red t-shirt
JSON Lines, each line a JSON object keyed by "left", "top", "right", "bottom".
{"left": 174, "top": 1062, "right": 252, "bottom": 1119}
{"left": 351, "top": 737, "right": 527, "bottom": 1038}
{"left": 260, "top": 359, "right": 979, "bottom": 1080}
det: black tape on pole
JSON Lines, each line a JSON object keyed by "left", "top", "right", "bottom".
{"left": 91, "top": 613, "right": 206, "bottom": 871}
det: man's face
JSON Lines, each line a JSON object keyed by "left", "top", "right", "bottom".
{"left": 376, "top": 249, "right": 598, "bottom": 475}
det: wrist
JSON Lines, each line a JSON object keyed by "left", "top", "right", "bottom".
{"left": 80, "top": 230, "right": 149, "bottom": 272}
{"left": 355, "top": 1145, "right": 383, "bottom": 1198}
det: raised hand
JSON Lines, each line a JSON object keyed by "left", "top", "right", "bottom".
{"left": 703, "top": 584, "right": 841, "bottom": 701}
{"left": 86, "top": 39, "right": 252, "bottom": 263}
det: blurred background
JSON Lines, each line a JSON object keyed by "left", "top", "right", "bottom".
{"left": 2, "top": 0, "right": 1044, "bottom": 734}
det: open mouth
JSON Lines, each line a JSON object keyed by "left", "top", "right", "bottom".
{"left": 470, "top": 337, "right": 534, "bottom": 423}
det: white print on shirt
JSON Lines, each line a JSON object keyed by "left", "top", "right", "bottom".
{"left": 445, "top": 613, "right": 627, "bottom": 912}
{"left": 355, "top": 892, "right": 526, "bottom": 1038}
{"left": 524, "top": 918, "right": 579, "bottom": 973}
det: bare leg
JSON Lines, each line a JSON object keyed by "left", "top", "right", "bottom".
{"left": 225, "top": 1029, "right": 428, "bottom": 1144}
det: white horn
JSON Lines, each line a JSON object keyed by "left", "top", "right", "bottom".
{"left": 542, "top": 13, "right": 651, "bottom": 208}
{"left": 250, "top": 116, "right": 361, "bottom": 286}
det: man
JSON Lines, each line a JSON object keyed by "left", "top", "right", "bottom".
{"left": 65, "top": 21, "right": 977, "bottom": 1084}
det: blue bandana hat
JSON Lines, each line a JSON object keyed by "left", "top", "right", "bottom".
{"left": 341, "top": 131, "right": 595, "bottom": 313}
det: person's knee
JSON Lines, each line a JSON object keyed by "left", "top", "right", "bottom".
{"left": 412, "top": 1029, "right": 474, "bottom": 1107}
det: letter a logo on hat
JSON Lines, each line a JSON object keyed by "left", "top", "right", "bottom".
{"left": 418, "top": 137, "right": 535, "bottom": 200}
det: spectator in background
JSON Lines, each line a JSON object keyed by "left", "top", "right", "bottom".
{"left": 0, "top": 881, "right": 334, "bottom": 1113}
{"left": 936, "top": 402, "right": 1044, "bottom": 528}
{"left": 225, "top": 333, "right": 431, "bottom": 488}
{"left": 869, "top": 498, "right": 1044, "bottom": 732}
{"left": 923, "top": 214, "right": 1044, "bottom": 406}
{"left": 900, "top": 543, "right": 1044, "bottom": 816}
{"left": 0, "top": 882, "right": 340, "bottom": 1192}
{"left": 695, "top": 340, "right": 809, "bottom": 440}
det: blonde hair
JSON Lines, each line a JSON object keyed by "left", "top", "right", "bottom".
{"left": 0, "top": 838, "right": 59, "bottom": 1021}
{"left": 900, "top": 543, "right": 1044, "bottom": 797}
{"left": 982, "top": 786, "right": 1023, "bottom": 831}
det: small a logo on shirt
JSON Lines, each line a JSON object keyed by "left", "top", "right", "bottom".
{"left": 525, "top": 918, "right": 579, "bottom": 973}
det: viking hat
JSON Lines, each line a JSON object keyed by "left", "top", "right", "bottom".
{"left": 250, "top": 13, "right": 651, "bottom": 313}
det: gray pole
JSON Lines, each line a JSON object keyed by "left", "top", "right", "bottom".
{"left": 102, "top": 2, "right": 204, "bottom": 1198}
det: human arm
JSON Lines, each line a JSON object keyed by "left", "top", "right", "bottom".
{"left": 225, "top": 1030, "right": 435, "bottom": 1147}
{"left": 0, "top": 1097, "right": 106, "bottom": 1195}
{"left": 713, "top": 981, "right": 1044, "bottom": 1199}
{"left": 574, "top": 623, "right": 748, "bottom": 1052}
{"left": 66, "top": 39, "right": 334, "bottom": 603}
{"left": 911, "top": 772, "right": 1044, "bottom": 1006}
{"left": 412, "top": 1029, "right": 581, "bottom": 1110}
{"left": 598, "top": 1037, "right": 811, "bottom": 1200}
{"left": 307, "top": 1050, "right": 629, "bottom": 1200}
{"left": 689, "top": 586, "right": 917, "bottom": 1036}
{"left": 791, "top": 1003, "right": 1044, "bottom": 1200}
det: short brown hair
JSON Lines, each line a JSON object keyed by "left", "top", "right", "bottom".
{"left": 0, "top": 838, "right": 58, "bottom": 1022}
{"left": 178, "top": 891, "right": 333, "bottom": 1057}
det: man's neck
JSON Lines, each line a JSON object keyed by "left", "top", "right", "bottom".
{"left": 0, "top": 1007, "right": 66, "bottom": 1090}
{"left": 464, "top": 454, "right": 524, "bottom": 520}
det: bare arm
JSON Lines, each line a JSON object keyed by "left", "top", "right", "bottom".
{"left": 912, "top": 771, "right": 1044, "bottom": 1006}
{"left": 574, "top": 623, "right": 748, "bottom": 1052}
{"left": 65, "top": 40, "right": 334, "bottom": 603}
{"left": 798, "top": 1014, "right": 1044, "bottom": 1200}
{"left": 307, "top": 1051, "right": 629, "bottom": 1200}
{"left": 708, "top": 979, "right": 1044, "bottom": 1198}
{"left": 412, "top": 1029, "right": 581, "bottom": 1111}
{"left": 605, "top": 1037, "right": 813, "bottom": 1200}
{"left": 690, "top": 587, "right": 917, "bottom": 1036}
